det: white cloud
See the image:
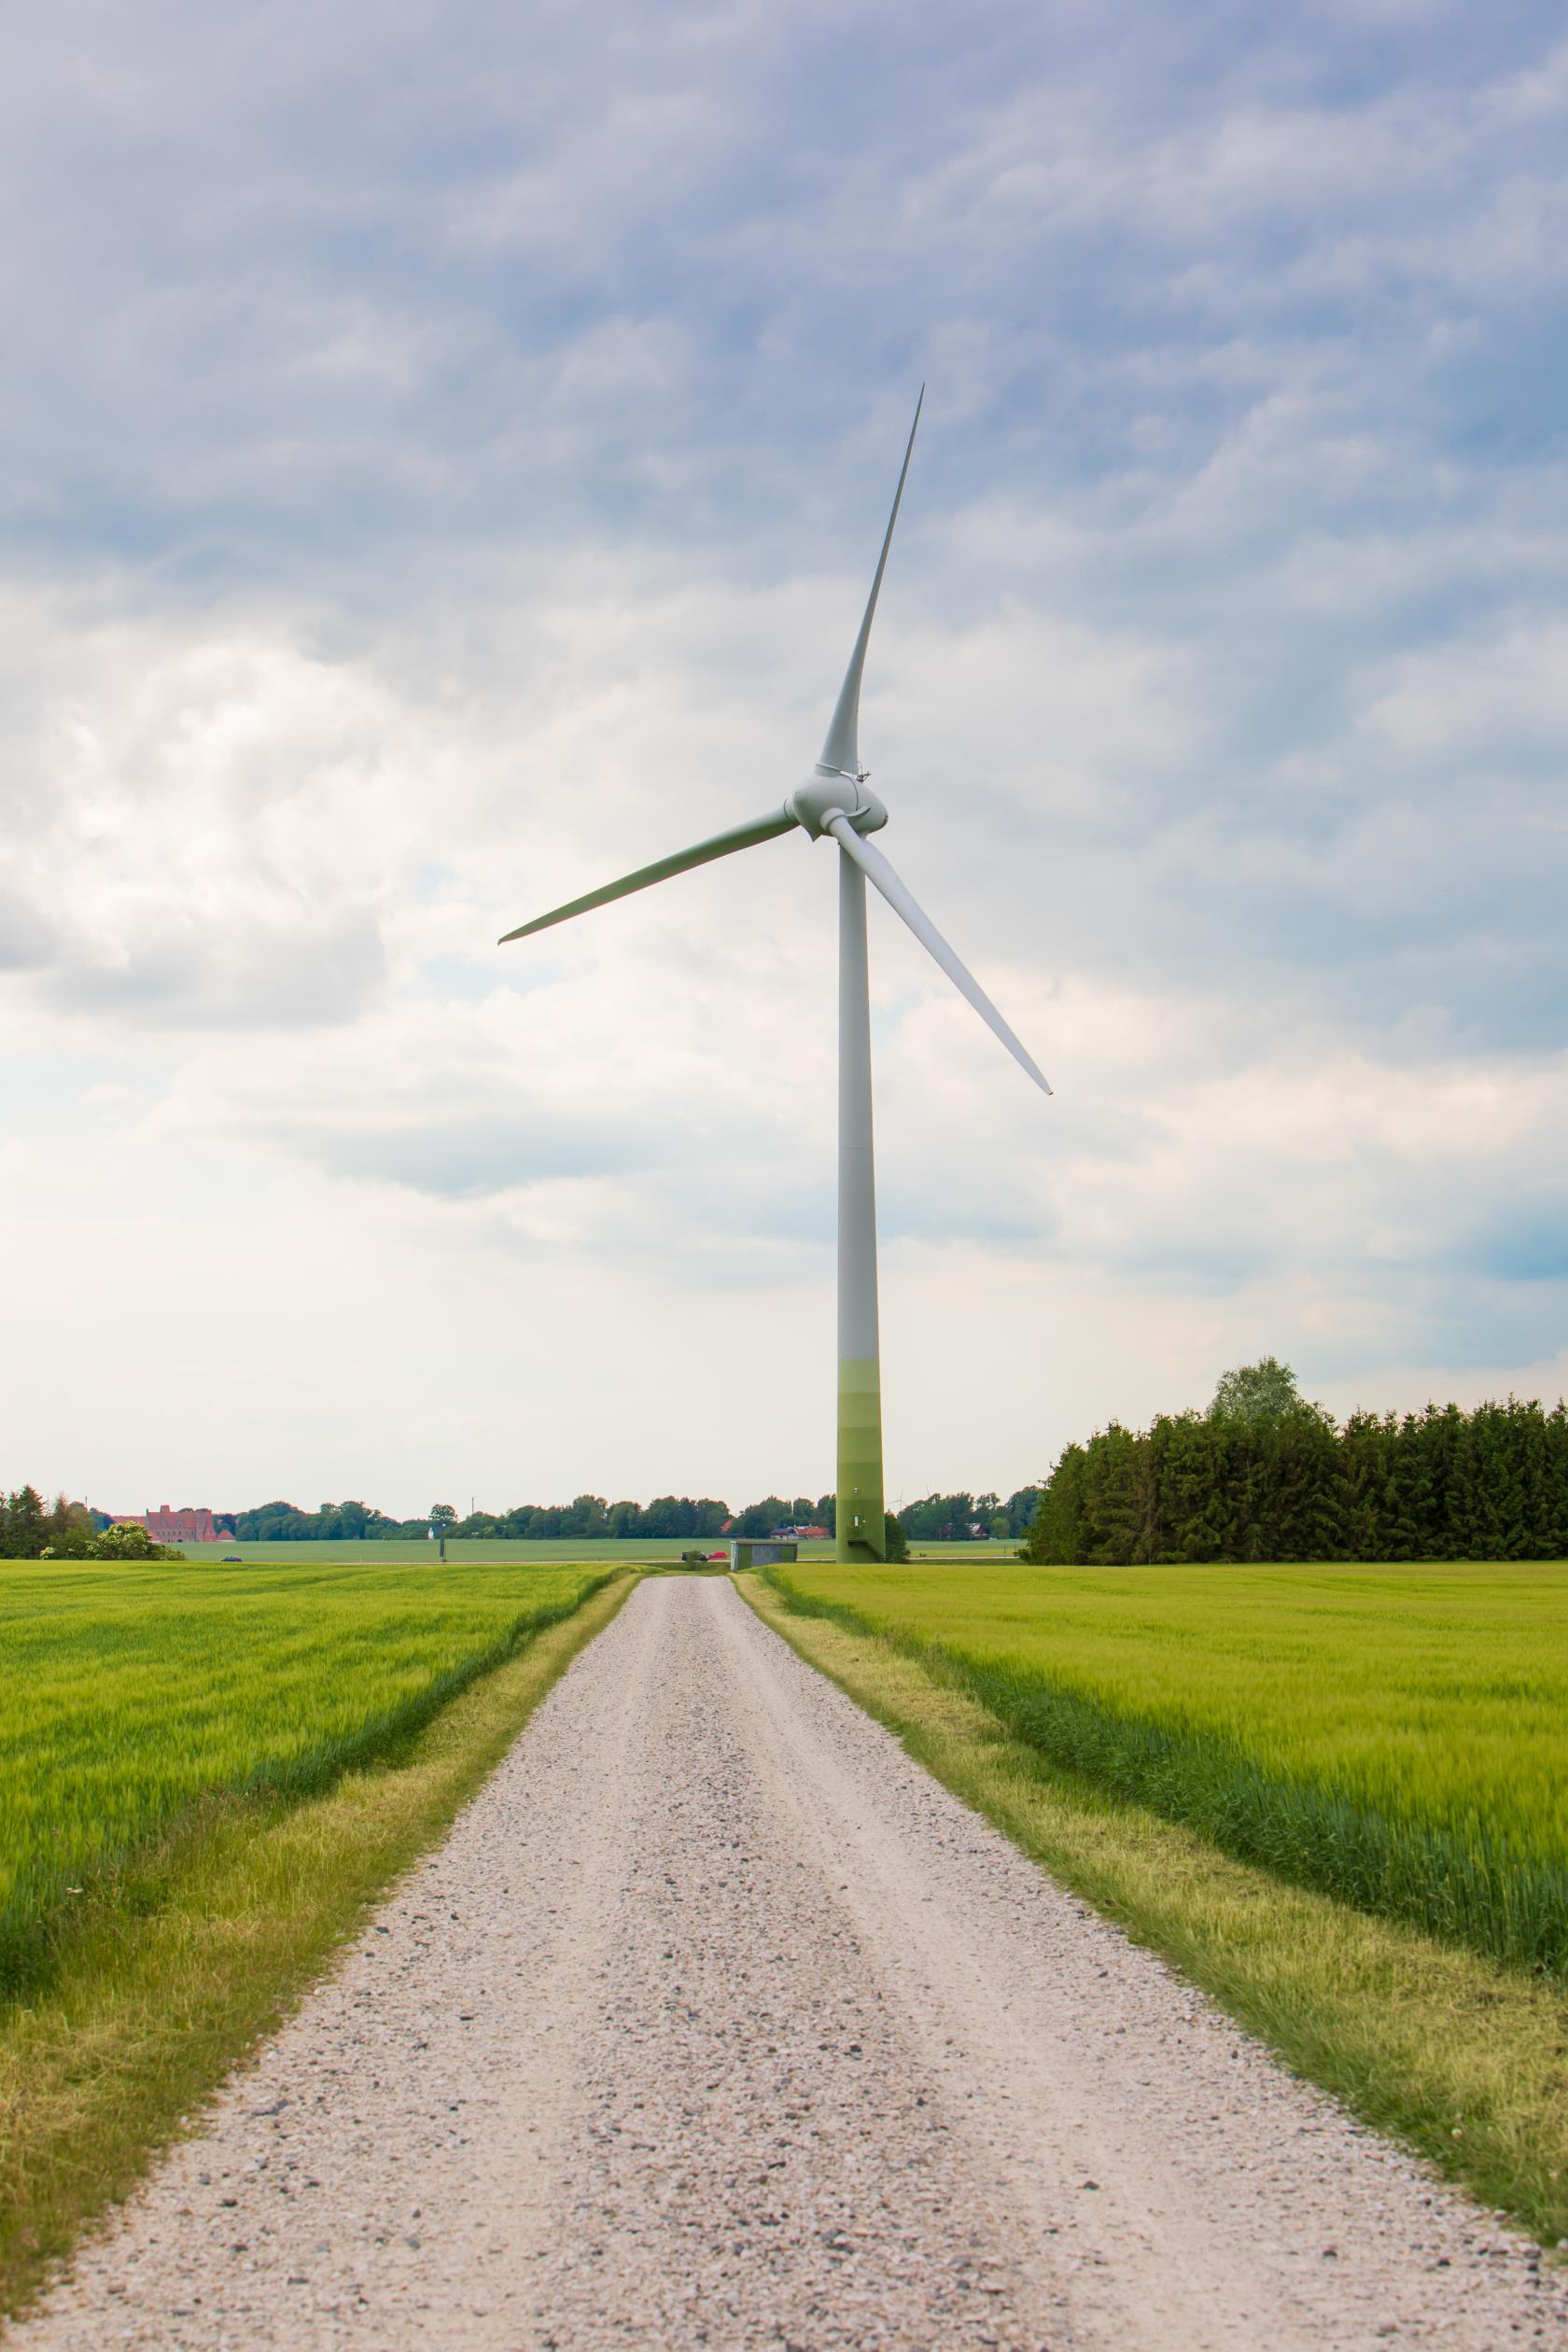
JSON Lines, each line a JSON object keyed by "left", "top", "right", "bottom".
{"left": 1365, "top": 621, "right": 1568, "bottom": 762}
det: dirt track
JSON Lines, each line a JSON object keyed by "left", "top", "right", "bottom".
{"left": 11, "top": 1575, "right": 1566, "bottom": 2349}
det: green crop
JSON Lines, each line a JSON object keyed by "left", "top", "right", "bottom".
{"left": 0, "top": 1556, "right": 608, "bottom": 1995}
{"left": 768, "top": 1559, "right": 1568, "bottom": 1975}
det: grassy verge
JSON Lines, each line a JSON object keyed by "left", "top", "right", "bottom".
{"left": 741, "top": 1572, "right": 1568, "bottom": 2252}
{"left": 0, "top": 1570, "right": 634, "bottom": 2319}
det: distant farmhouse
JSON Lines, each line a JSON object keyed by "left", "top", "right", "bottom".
{"left": 109, "top": 1505, "right": 231, "bottom": 1544}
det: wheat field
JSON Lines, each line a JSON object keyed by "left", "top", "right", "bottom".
{"left": 770, "top": 1558, "right": 1568, "bottom": 1973}
{"left": 0, "top": 1556, "right": 608, "bottom": 1994}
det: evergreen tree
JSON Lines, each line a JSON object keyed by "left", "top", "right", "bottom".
{"left": 1077, "top": 1424, "right": 1141, "bottom": 1563}
{"left": 1505, "top": 1397, "right": 1551, "bottom": 1561}
{"left": 1416, "top": 1402, "right": 1468, "bottom": 1558}
{"left": 1545, "top": 1403, "right": 1568, "bottom": 1559}
{"left": 4, "top": 1486, "right": 46, "bottom": 1559}
{"left": 1145, "top": 1412, "right": 1209, "bottom": 1561}
{"left": 1023, "top": 1442, "right": 1087, "bottom": 1563}
{"left": 1472, "top": 1399, "right": 1512, "bottom": 1561}
{"left": 1338, "top": 1411, "right": 1388, "bottom": 1560}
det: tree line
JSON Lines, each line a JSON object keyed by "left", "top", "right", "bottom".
{"left": 234, "top": 1495, "right": 775, "bottom": 1543}
{"left": 236, "top": 1488, "right": 1041, "bottom": 1543}
{"left": 1024, "top": 1361, "right": 1568, "bottom": 1564}
{"left": 900, "top": 1490, "right": 1040, "bottom": 1541}
{"left": 5, "top": 1482, "right": 1042, "bottom": 1559}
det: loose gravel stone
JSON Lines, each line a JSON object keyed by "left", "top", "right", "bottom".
{"left": 10, "top": 1576, "right": 1567, "bottom": 2348}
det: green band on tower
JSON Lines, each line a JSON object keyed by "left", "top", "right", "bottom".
{"left": 837, "top": 1357, "right": 885, "bottom": 1561}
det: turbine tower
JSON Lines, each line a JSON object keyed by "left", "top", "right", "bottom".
{"left": 499, "top": 395, "right": 1051, "bottom": 1562}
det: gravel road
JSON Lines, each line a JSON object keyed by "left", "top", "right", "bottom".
{"left": 12, "top": 1575, "right": 1566, "bottom": 2350}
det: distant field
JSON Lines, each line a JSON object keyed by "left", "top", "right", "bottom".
{"left": 767, "top": 1559, "right": 1568, "bottom": 1975}
{"left": 0, "top": 1556, "right": 609, "bottom": 1994}
{"left": 171, "top": 1538, "right": 731, "bottom": 1563}
{"left": 905, "top": 1543, "right": 1021, "bottom": 1561}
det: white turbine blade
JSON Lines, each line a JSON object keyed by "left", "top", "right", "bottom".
{"left": 819, "top": 388, "right": 924, "bottom": 778}
{"left": 826, "top": 816, "right": 1052, "bottom": 1096}
{"left": 499, "top": 807, "right": 798, "bottom": 944}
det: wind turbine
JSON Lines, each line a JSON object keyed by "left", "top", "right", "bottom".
{"left": 499, "top": 393, "right": 1051, "bottom": 1562}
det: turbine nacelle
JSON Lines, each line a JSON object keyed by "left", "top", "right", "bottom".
{"left": 787, "top": 771, "right": 889, "bottom": 840}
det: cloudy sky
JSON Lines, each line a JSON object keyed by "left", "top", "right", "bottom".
{"left": 5, "top": 0, "right": 1567, "bottom": 1516}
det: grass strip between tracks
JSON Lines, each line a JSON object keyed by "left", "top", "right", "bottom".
{"left": 741, "top": 1571, "right": 1568, "bottom": 2255}
{"left": 0, "top": 1569, "right": 635, "bottom": 2320}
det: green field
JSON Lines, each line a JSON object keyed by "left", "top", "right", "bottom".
{"left": 0, "top": 1555, "right": 608, "bottom": 1995}
{"left": 768, "top": 1559, "right": 1568, "bottom": 1975}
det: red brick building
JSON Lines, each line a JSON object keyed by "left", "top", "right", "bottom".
{"left": 113, "top": 1505, "right": 223, "bottom": 1544}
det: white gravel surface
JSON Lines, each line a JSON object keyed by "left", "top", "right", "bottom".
{"left": 11, "top": 1574, "right": 1567, "bottom": 2350}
